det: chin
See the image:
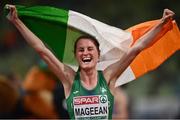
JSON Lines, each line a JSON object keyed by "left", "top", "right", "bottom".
{"left": 80, "top": 64, "right": 95, "bottom": 70}
{"left": 81, "top": 66, "right": 91, "bottom": 70}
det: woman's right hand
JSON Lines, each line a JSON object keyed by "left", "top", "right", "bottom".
{"left": 6, "top": 4, "right": 19, "bottom": 23}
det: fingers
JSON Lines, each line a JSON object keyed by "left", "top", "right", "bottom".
{"left": 5, "top": 4, "right": 16, "bottom": 12}
{"left": 5, "top": 4, "right": 15, "bottom": 10}
{"left": 5, "top": 4, "right": 16, "bottom": 16}
{"left": 161, "top": 8, "right": 175, "bottom": 24}
{"left": 163, "top": 9, "right": 175, "bottom": 18}
{"left": 5, "top": 4, "right": 18, "bottom": 22}
{"left": 164, "top": 14, "right": 173, "bottom": 21}
{"left": 164, "top": 9, "right": 175, "bottom": 14}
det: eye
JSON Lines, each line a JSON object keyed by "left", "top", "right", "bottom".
{"left": 78, "top": 48, "right": 84, "bottom": 52}
{"left": 88, "top": 47, "right": 94, "bottom": 51}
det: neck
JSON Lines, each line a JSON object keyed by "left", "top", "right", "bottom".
{"left": 80, "top": 68, "right": 98, "bottom": 89}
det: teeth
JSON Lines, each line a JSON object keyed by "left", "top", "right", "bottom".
{"left": 83, "top": 57, "right": 91, "bottom": 60}
{"left": 82, "top": 57, "right": 92, "bottom": 63}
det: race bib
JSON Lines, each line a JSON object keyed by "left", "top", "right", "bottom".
{"left": 73, "top": 95, "right": 109, "bottom": 119}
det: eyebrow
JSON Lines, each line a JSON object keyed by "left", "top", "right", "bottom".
{"left": 88, "top": 46, "right": 94, "bottom": 49}
{"left": 78, "top": 47, "right": 84, "bottom": 49}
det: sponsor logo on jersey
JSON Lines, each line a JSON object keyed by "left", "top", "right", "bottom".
{"left": 73, "top": 95, "right": 108, "bottom": 119}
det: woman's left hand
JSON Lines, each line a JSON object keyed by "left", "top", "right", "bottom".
{"left": 161, "top": 9, "right": 175, "bottom": 24}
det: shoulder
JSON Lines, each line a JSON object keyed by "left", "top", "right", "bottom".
{"left": 100, "top": 70, "right": 115, "bottom": 88}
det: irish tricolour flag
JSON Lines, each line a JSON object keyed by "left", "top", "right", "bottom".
{"left": 5, "top": 5, "right": 180, "bottom": 87}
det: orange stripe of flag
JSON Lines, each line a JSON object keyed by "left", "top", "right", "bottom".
{"left": 128, "top": 20, "right": 180, "bottom": 78}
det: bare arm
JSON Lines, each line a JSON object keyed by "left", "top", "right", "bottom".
{"left": 112, "top": 87, "right": 128, "bottom": 119}
{"left": 6, "top": 5, "right": 75, "bottom": 93}
{"left": 104, "top": 9, "right": 175, "bottom": 85}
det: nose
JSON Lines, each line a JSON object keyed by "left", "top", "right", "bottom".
{"left": 83, "top": 49, "right": 88, "bottom": 55}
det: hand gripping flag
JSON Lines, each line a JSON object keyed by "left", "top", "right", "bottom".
{"left": 4, "top": 5, "right": 180, "bottom": 87}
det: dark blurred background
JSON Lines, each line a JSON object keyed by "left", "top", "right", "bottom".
{"left": 0, "top": 0, "right": 180, "bottom": 119}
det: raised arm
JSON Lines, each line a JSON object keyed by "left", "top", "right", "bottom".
{"left": 104, "top": 9, "right": 175, "bottom": 86}
{"left": 6, "top": 5, "right": 75, "bottom": 93}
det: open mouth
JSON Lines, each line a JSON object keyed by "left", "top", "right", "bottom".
{"left": 82, "top": 57, "right": 92, "bottom": 63}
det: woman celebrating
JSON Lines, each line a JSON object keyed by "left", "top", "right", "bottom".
{"left": 6, "top": 4, "right": 174, "bottom": 119}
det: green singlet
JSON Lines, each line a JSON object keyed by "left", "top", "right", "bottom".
{"left": 66, "top": 71, "right": 114, "bottom": 120}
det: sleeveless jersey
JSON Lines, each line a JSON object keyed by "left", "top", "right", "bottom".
{"left": 66, "top": 71, "right": 114, "bottom": 119}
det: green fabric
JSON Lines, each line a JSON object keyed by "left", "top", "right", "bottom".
{"left": 66, "top": 71, "right": 114, "bottom": 119}
{"left": 63, "top": 27, "right": 83, "bottom": 65}
{"left": 5, "top": 5, "right": 69, "bottom": 60}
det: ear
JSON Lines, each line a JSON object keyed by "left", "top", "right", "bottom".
{"left": 98, "top": 55, "right": 100, "bottom": 62}
{"left": 98, "top": 50, "right": 101, "bottom": 59}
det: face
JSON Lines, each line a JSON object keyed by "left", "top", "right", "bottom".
{"left": 75, "top": 38, "right": 99, "bottom": 70}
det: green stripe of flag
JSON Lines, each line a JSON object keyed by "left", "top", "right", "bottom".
{"left": 63, "top": 27, "right": 83, "bottom": 66}
{"left": 16, "top": 5, "right": 69, "bottom": 61}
